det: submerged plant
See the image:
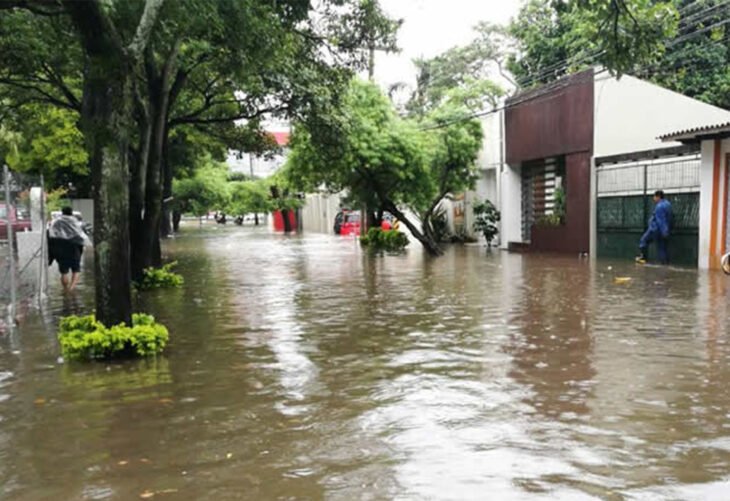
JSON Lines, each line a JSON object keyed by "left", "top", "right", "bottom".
{"left": 360, "top": 228, "right": 409, "bottom": 252}
{"left": 58, "top": 314, "right": 169, "bottom": 360}
{"left": 137, "top": 262, "right": 184, "bottom": 290}
{"left": 473, "top": 198, "right": 501, "bottom": 247}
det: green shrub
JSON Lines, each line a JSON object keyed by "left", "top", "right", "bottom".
{"left": 360, "top": 228, "right": 409, "bottom": 252}
{"left": 58, "top": 313, "right": 169, "bottom": 360}
{"left": 137, "top": 262, "right": 184, "bottom": 290}
{"left": 473, "top": 198, "right": 501, "bottom": 246}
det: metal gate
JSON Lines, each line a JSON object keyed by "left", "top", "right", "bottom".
{"left": 596, "top": 155, "right": 700, "bottom": 266}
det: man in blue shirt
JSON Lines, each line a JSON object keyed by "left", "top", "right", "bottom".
{"left": 637, "top": 190, "right": 672, "bottom": 265}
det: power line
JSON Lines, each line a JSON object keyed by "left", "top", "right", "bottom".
{"left": 419, "top": 25, "right": 730, "bottom": 133}
{"left": 407, "top": 1, "right": 729, "bottom": 123}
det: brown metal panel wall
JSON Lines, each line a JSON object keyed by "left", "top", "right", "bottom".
{"left": 505, "top": 71, "right": 594, "bottom": 164}
{"left": 530, "top": 152, "right": 592, "bottom": 254}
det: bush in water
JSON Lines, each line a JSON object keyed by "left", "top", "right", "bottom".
{"left": 58, "top": 314, "right": 169, "bottom": 360}
{"left": 473, "top": 199, "right": 501, "bottom": 247}
{"left": 137, "top": 262, "right": 184, "bottom": 290}
{"left": 360, "top": 228, "right": 409, "bottom": 252}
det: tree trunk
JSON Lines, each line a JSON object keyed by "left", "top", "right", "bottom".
{"left": 80, "top": 61, "right": 134, "bottom": 327}
{"left": 254, "top": 213, "right": 259, "bottom": 226}
{"left": 160, "top": 135, "right": 173, "bottom": 238}
{"left": 282, "top": 208, "right": 292, "bottom": 233}
{"left": 173, "top": 210, "right": 182, "bottom": 232}
{"left": 135, "top": 46, "right": 178, "bottom": 277}
{"left": 382, "top": 200, "right": 443, "bottom": 256}
{"left": 129, "top": 110, "right": 151, "bottom": 282}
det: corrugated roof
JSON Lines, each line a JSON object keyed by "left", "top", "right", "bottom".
{"left": 659, "top": 122, "right": 730, "bottom": 142}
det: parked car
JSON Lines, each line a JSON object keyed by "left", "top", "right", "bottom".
{"left": 0, "top": 203, "right": 32, "bottom": 240}
{"left": 338, "top": 210, "right": 361, "bottom": 236}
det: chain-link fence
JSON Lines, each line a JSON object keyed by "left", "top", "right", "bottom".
{"left": 0, "top": 166, "right": 49, "bottom": 321}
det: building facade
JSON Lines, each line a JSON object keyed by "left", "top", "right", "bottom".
{"left": 494, "top": 68, "right": 730, "bottom": 260}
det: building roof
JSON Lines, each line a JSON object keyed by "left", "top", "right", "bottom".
{"left": 659, "top": 122, "right": 730, "bottom": 143}
{"left": 269, "top": 131, "right": 290, "bottom": 146}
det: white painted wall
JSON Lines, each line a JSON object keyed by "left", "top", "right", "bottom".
{"left": 300, "top": 192, "right": 343, "bottom": 235}
{"left": 465, "top": 111, "right": 504, "bottom": 241}
{"left": 698, "top": 139, "right": 730, "bottom": 269}
{"left": 594, "top": 72, "right": 730, "bottom": 158}
{"left": 500, "top": 163, "right": 523, "bottom": 249}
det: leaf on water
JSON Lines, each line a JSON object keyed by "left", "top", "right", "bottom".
{"left": 34, "top": 398, "right": 46, "bottom": 405}
{"left": 226, "top": 453, "right": 233, "bottom": 459}
{"left": 139, "top": 491, "right": 155, "bottom": 499}
{"left": 613, "top": 277, "right": 632, "bottom": 284}
{"left": 118, "top": 460, "right": 129, "bottom": 466}
{"left": 140, "top": 458, "right": 151, "bottom": 464}
{"left": 159, "top": 398, "right": 174, "bottom": 404}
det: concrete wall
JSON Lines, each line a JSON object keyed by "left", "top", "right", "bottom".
{"left": 500, "top": 163, "right": 523, "bottom": 249}
{"left": 594, "top": 73, "right": 730, "bottom": 158}
{"left": 698, "top": 139, "right": 730, "bottom": 269}
{"left": 300, "top": 192, "right": 342, "bottom": 235}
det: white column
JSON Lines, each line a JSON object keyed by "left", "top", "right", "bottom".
{"left": 500, "top": 163, "right": 523, "bottom": 249}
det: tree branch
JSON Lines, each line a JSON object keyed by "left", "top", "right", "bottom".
{"left": 62, "top": 0, "right": 124, "bottom": 59}
{"left": 170, "top": 105, "right": 286, "bottom": 127}
{"left": 128, "top": 0, "right": 166, "bottom": 60}
{"left": 0, "top": 77, "right": 78, "bottom": 111}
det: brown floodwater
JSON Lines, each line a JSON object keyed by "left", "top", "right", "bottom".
{"left": 1, "top": 226, "right": 730, "bottom": 500}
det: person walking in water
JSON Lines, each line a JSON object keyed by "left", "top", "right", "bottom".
{"left": 48, "top": 206, "right": 91, "bottom": 292}
{"left": 636, "top": 190, "right": 673, "bottom": 265}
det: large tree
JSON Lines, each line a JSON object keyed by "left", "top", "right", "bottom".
{"left": 286, "top": 79, "right": 484, "bottom": 256}
{"left": 0, "top": 0, "right": 399, "bottom": 326}
{"left": 505, "top": 0, "right": 730, "bottom": 110}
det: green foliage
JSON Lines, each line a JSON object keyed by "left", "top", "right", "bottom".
{"left": 505, "top": 0, "right": 730, "bottom": 107}
{"left": 287, "top": 79, "right": 483, "bottom": 255}
{"left": 408, "top": 28, "right": 507, "bottom": 115}
{"left": 172, "top": 156, "right": 231, "bottom": 217}
{"left": 554, "top": 186, "right": 566, "bottom": 220}
{"left": 5, "top": 105, "right": 87, "bottom": 176}
{"left": 138, "top": 262, "right": 184, "bottom": 291}
{"left": 473, "top": 199, "right": 501, "bottom": 247}
{"left": 45, "top": 187, "right": 68, "bottom": 215}
{"left": 360, "top": 228, "right": 409, "bottom": 252}
{"left": 58, "top": 314, "right": 169, "bottom": 361}
{"left": 430, "top": 206, "right": 451, "bottom": 243}
{"left": 228, "top": 179, "right": 273, "bottom": 215}
{"left": 536, "top": 214, "right": 564, "bottom": 227}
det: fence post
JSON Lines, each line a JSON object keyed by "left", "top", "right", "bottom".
{"left": 39, "top": 174, "right": 48, "bottom": 305}
{"left": 643, "top": 164, "right": 649, "bottom": 231}
{"left": 4, "top": 165, "right": 16, "bottom": 322}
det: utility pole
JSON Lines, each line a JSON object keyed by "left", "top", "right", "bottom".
{"left": 249, "top": 155, "right": 259, "bottom": 226}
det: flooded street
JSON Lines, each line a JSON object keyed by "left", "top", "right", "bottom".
{"left": 2, "top": 227, "right": 730, "bottom": 500}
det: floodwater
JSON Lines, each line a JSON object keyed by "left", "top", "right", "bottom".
{"left": 1, "top": 226, "right": 730, "bottom": 500}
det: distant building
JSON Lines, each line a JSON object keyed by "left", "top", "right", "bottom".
{"left": 227, "top": 130, "right": 290, "bottom": 179}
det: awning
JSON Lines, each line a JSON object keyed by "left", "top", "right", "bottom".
{"left": 659, "top": 122, "right": 730, "bottom": 143}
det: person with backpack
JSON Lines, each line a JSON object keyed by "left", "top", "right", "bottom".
{"left": 636, "top": 190, "right": 673, "bottom": 265}
{"left": 48, "top": 207, "right": 91, "bottom": 292}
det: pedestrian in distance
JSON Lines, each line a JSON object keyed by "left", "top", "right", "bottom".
{"left": 48, "top": 206, "right": 91, "bottom": 292}
{"left": 636, "top": 190, "right": 672, "bottom": 265}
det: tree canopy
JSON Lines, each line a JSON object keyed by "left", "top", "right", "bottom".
{"left": 286, "top": 79, "right": 484, "bottom": 255}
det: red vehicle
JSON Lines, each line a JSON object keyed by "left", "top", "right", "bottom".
{"left": 336, "top": 210, "right": 361, "bottom": 236}
{"left": 0, "top": 203, "right": 31, "bottom": 240}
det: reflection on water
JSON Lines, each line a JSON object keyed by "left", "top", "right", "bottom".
{"left": 1, "top": 226, "right": 730, "bottom": 500}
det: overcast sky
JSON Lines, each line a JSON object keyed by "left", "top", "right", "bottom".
{"left": 374, "top": 0, "right": 522, "bottom": 90}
